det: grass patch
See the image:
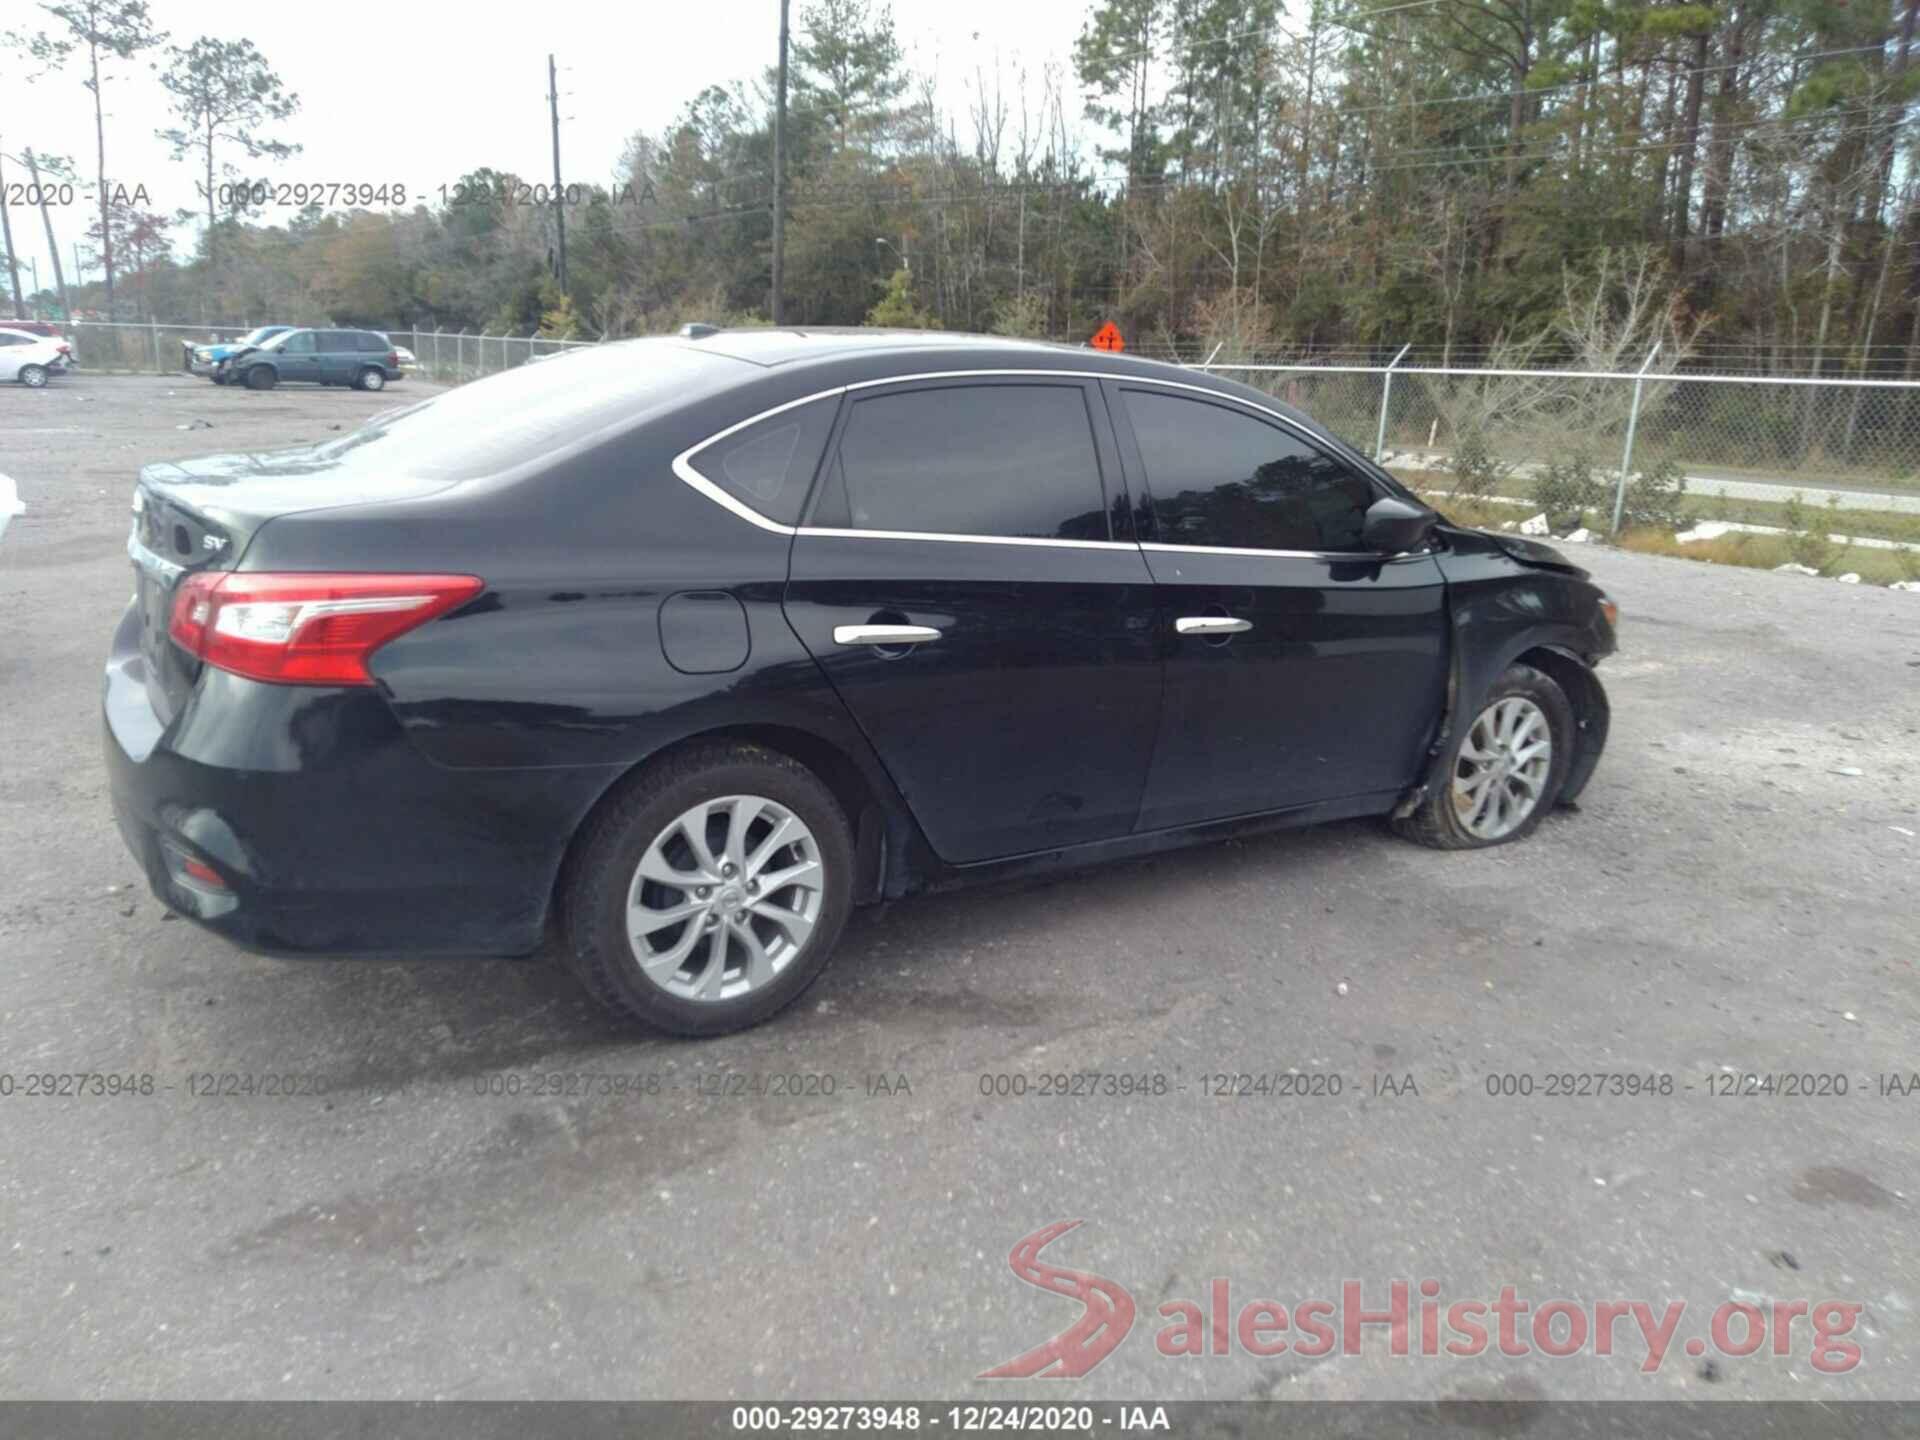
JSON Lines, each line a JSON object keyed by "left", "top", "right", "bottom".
{"left": 1614, "top": 527, "right": 1918, "bottom": 584}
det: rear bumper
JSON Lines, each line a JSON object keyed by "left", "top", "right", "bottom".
{"left": 102, "top": 603, "right": 615, "bottom": 958}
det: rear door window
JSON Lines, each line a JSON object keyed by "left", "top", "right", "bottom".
{"left": 684, "top": 396, "right": 839, "bottom": 528}
{"left": 810, "top": 383, "right": 1110, "bottom": 541}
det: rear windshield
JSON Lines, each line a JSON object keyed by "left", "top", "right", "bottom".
{"left": 309, "top": 340, "right": 740, "bottom": 481}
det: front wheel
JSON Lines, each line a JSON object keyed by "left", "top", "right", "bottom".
{"left": 244, "top": 365, "right": 276, "bottom": 391}
{"left": 18, "top": 364, "right": 47, "bottom": 388}
{"left": 1393, "top": 663, "right": 1574, "bottom": 850}
{"left": 560, "top": 742, "right": 854, "bottom": 1036}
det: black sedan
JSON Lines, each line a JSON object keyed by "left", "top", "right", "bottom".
{"left": 105, "top": 330, "right": 1616, "bottom": 1035}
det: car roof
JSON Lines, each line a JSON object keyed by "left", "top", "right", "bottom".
{"left": 0, "top": 327, "right": 50, "bottom": 340}
{"left": 660, "top": 324, "right": 1325, "bottom": 412}
{"left": 657, "top": 325, "right": 1257, "bottom": 392}
{"left": 672, "top": 326, "right": 1100, "bottom": 368}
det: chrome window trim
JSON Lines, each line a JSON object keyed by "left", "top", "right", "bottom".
{"left": 669, "top": 367, "right": 1407, "bottom": 559}
{"left": 1143, "top": 541, "right": 1428, "bottom": 563}
{"left": 802, "top": 526, "right": 1134, "bottom": 551}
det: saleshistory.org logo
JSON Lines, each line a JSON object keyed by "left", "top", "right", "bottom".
{"left": 980, "top": 1221, "right": 1866, "bottom": 1379}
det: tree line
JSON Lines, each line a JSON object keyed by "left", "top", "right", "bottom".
{"left": 4, "top": 0, "right": 1918, "bottom": 376}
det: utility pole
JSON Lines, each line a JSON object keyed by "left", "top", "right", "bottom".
{"left": 771, "top": 0, "right": 790, "bottom": 324}
{"left": 548, "top": 53, "right": 567, "bottom": 296}
{"left": 0, "top": 147, "right": 22, "bottom": 319}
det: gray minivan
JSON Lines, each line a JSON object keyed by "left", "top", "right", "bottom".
{"left": 218, "top": 328, "right": 403, "bottom": 392}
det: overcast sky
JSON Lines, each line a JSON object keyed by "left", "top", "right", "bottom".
{"left": 2, "top": 0, "right": 1100, "bottom": 288}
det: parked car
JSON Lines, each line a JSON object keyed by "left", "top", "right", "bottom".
{"left": 183, "top": 325, "right": 295, "bottom": 381}
{"left": 0, "top": 326, "right": 75, "bottom": 387}
{"left": 215, "top": 327, "right": 403, "bottom": 391}
{"left": 392, "top": 344, "right": 418, "bottom": 372}
{"left": 105, "top": 331, "right": 1616, "bottom": 1035}
{"left": 8, "top": 320, "right": 64, "bottom": 338}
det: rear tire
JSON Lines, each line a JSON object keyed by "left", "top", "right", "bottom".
{"left": 355, "top": 366, "right": 385, "bottom": 392}
{"left": 244, "top": 365, "right": 275, "bottom": 391}
{"left": 18, "top": 364, "right": 47, "bottom": 388}
{"left": 1393, "top": 663, "right": 1574, "bottom": 850}
{"left": 560, "top": 742, "right": 854, "bottom": 1036}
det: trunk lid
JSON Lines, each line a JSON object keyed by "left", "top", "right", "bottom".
{"left": 128, "top": 443, "right": 458, "bottom": 723}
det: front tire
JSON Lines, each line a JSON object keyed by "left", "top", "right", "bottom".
{"left": 1393, "top": 663, "right": 1574, "bottom": 850}
{"left": 560, "top": 742, "right": 854, "bottom": 1036}
{"left": 18, "top": 364, "right": 47, "bottom": 388}
{"left": 244, "top": 365, "right": 275, "bottom": 391}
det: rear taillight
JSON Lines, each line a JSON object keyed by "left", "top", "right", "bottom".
{"left": 168, "top": 572, "right": 484, "bottom": 686}
{"left": 57, "top": 343, "right": 71, "bottom": 355}
{"left": 386, "top": 351, "right": 399, "bottom": 368}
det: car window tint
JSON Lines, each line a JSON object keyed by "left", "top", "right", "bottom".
{"left": 0, "top": 334, "right": 22, "bottom": 348}
{"left": 818, "top": 384, "right": 1109, "bottom": 541}
{"left": 1122, "top": 388, "right": 1375, "bottom": 553}
{"left": 687, "top": 396, "right": 838, "bottom": 527}
{"left": 357, "top": 333, "right": 385, "bottom": 351}
{"left": 279, "top": 332, "right": 315, "bottom": 354}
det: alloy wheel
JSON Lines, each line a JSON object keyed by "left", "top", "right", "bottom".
{"left": 1451, "top": 696, "right": 1553, "bottom": 840}
{"left": 625, "top": 794, "right": 824, "bottom": 1002}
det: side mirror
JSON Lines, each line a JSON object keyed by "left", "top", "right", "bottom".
{"left": 1363, "top": 496, "right": 1438, "bottom": 554}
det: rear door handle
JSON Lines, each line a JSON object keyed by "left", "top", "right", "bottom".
{"left": 1175, "top": 616, "right": 1252, "bottom": 636}
{"left": 833, "top": 624, "right": 943, "bottom": 647}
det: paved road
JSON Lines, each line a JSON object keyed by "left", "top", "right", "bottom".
{"left": 2, "top": 376, "right": 1917, "bottom": 1403}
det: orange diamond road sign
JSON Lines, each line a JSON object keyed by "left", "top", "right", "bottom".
{"left": 1091, "top": 321, "right": 1125, "bottom": 352}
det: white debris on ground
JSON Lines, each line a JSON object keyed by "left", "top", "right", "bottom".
{"left": 1892, "top": 581, "right": 1920, "bottom": 593}
{"left": 0, "top": 473, "right": 22, "bottom": 545}
{"left": 1676, "top": 521, "right": 1737, "bottom": 544}
{"left": 1518, "top": 513, "right": 1551, "bottom": 536}
{"left": 1773, "top": 563, "right": 1822, "bottom": 576}
{"left": 1836, "top": 572, "right": 1862, "bottom": 584}
{"left": 1562, "top": 527, "right": 1593, "bottom": 544}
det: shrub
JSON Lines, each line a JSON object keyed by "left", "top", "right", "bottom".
{"left": 1446, "top": 428, "right": 1510, "bottom": 500}
{"left": 1531, "top": 452, "right": 1606, "bottom": 532}
{"left": 1620, "top": 457, "right": 1689, "bottom": 532}
{"left": 1781, "top": 491, "right": 1835, "bottom": 572}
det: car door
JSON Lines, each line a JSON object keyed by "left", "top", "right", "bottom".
{"left": 275, "top": 330, "right": 319, "bottom": 383}
{"left": 782, "top": 377, "right": 1161, "bottom": 864}
{"left": 1105, "top": 381, "right": 1449, "bottom": 832}
{"left": 0, "top": 333, "right": 23, "bottom": 380}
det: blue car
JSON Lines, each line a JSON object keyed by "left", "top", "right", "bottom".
{"left": 181, "top": 326, "right": 295, "bottom": 382}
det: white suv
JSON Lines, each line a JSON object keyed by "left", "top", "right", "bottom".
{"left": 0, "top": 328, "right": 75, "bottom": 387}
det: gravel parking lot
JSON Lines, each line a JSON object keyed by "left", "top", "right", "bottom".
{"left": 2, "top": 374, "right": 1916, "bottom": 1404}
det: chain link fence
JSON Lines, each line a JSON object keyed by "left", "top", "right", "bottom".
{"left": 1197, "top": 363, "right": 1920, "bottom": 522}
{"left": 36, "top": 322, "right": 1920, "bottom": 521}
